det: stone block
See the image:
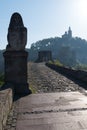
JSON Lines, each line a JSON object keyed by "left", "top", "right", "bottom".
{"left": 36, "top": 51, "right": 52, "bottom": 62}
{"left": 0, "top": 88, "right": 13, "bottom": 130}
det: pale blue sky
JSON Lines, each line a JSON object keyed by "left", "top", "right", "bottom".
{"left": 0, "top": 0, "right": 87, "bottom": 49}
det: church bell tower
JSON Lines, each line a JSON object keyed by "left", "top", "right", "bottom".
{"left": 68, "top": 27, "right": 72, "bottom": 39}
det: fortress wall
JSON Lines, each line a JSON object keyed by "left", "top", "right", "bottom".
{"left": 46, "top": 63, "right": 87, "bottom": 83}
{"left": 0, "top": 88, "right": 13, "bottom": 130}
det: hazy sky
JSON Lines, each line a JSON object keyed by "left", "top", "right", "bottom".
{"left": 0, "top": 0, "right": 87, "bottom": 49}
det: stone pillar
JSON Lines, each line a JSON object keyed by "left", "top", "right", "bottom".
{"left": 3, "top": 12, "right": 31, "bottom": 95}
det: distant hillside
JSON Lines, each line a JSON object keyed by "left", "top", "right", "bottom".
{"left": 1, "top": 27, "right": 87, "bottom": 69}
{"left": 28, "top": 28, "right": 87, "bottom": 67}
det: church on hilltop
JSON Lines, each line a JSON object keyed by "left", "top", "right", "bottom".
{"left": 62, "top": 27, "right": 72, "bottom": 39}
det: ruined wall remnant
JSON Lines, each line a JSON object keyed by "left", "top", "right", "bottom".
{"left": 3, "top": 12, "right": 31, "bottom": 95}
{"left": 36, "top": 51, "right": 52, "bottom": 62}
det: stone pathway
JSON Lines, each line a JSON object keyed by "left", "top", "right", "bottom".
{"left": 4, "top": 62, "right": 87, "bottom": 130}
{"left": 4, "top": 92, "right": 87, "bottom": 130}
{"left": 28, "top": 62, "right": 86, "bottom": 93}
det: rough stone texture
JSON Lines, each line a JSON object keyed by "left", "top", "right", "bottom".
{"left": 4, "top": 91, "right": 87, "bottom": 130}
{"left": 28, "top": 63, "right": 86, "bottom": 93}
{"left": 7, "top": 12, "right": 27, "bottom": 51}
{"left": 3, "top": 62, "right": 87, "bottom": 130}
{"left": 3, "top": 99, "right": 18, "bottom": 130}
{"left": 0, "top": 88, "right": 13, "bottom": 130}
{"left": 36, "top": 51, "right": 52, "bottom": 62}
{"left": 15, "top": 92, "right": 87, "bottom": 130}
{"left": 3, "top": 51, "right": 30, "bottom": 94}
{"left": 46, "top": 63, "right": 87, "bottom": 84}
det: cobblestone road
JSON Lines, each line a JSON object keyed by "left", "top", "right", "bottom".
{"left": 28, "top": 62, "right": 86, "bottom": 93}
{"left": 4, "top": 62, "right": 87, "bottom": 130}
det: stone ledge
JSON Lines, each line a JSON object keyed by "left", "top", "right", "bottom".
{"left": 46, "top": 63, "right": 87, "bottom": 83}
{"left": 0, "top": 88, "right": 13, "bottom": 130}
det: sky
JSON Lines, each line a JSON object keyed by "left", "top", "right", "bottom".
{"left": 1, "top": 0, "right": 87, "bottom": 49}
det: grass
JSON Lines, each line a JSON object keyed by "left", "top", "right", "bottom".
{"left": 0, "top": 73, "right": 38, "bottom": 93}
{"left": 49, "top": 60, "right": 87, "bottom": 72}
{"left": 75, "top": 63, "right": 87, "bottom": 71}
{"left": 29, "top": 84, "right": 37, "bottom": 94}
{"left": 48, "top": 60, "right": 63, "bottom": 67}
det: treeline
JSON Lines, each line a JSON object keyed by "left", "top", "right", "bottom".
{"left": 0, "top": 35, "right": 87, "bottom": 71}
{"left": 28, "top": 36, "right": 87, "bottom": 67}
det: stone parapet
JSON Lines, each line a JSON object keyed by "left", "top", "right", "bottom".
{"left": 46, "top": 63, "right": 87, "bottom": 83}
{"left": 0, "top": 88, "right": 13, "bottom": 130}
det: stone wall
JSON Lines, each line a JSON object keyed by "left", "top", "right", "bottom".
{"left": 46, "top": 63, "right": 87, "bottom": 84}
{"left": 0, "top": 88, "right": 13, "bottom": 130}
{"left": 36, "top": 51, "right": 52, "bottom": 62}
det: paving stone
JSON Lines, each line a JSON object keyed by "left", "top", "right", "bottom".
{"left": 28, "top": 63, "right": 86, "bottom": 94}
{"left": 4, "top": 63, "right": 87, "bottom": 130}
{"left": 16, "top": 92, "right": 87, "bottom": 130}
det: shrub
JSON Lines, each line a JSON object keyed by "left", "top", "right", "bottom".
{"left": 48, "top": 60, "right": 63, "bottom": 67}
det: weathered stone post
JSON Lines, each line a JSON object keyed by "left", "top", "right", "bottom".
{"left": 3, "top": 12, "right": 31, "bottom": 95}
